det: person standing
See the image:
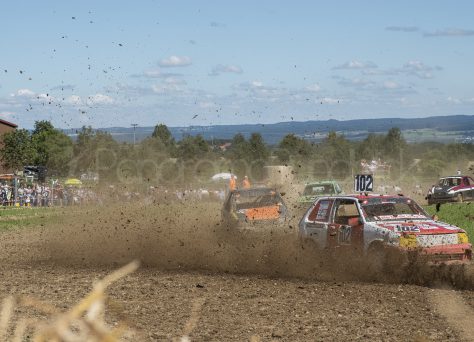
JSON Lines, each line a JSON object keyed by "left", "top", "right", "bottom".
{"left": 242, "top": 176, "right": 251, "bottom": 189}
{"left": 229, "top": 174, "right": 237, "bottom": 191}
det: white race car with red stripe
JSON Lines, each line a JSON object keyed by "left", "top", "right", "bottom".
{"left": 427, "top": 175, "right": 474, "bottom": 204}
{"left": 298, "top": 194, "right": 471, "bottom": 264}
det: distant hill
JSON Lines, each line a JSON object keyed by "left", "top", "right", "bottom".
{"left": 63, "top": 115, "right": 474, "bottom": 145}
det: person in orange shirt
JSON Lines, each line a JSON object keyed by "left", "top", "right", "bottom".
{"left": 229, "top": 174, "right": 236, "bottom": 191}
{"left": 242, "top": 175, "right": 251, "bottom": 189}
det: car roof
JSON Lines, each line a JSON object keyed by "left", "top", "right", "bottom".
{"left": 304, "top": 180, "right": 338, "bottom": 185}
{"left": 316, "top": 194, "right": 408, "bottom": 201}
{"left": 231, "top": 187, "right": 276, "bottom": 195}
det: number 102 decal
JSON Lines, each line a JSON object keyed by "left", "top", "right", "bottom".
{"left": 354, "top": 174, "right": 373, "bottom": 192}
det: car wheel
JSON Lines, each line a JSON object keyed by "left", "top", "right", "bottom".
{"left": 366, "top": 243, "right": 404, "bottom": 278}
{"left": 366, "top": 243, "right": 386, "bottom": 275}
{"left": 457, "top": 193, "right": 464, "bottom": 203}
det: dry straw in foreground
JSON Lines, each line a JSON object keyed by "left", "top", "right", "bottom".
{"left": 0, "top": 260, "right": 140, "bottom": 342}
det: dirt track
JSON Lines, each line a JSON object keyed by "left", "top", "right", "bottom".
{"left": 1, "top": 202, "right": 473, "bottom": 341}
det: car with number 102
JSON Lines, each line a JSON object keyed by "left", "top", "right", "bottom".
{"left": 298, "top": 194, "right": 471, "bottom": 265}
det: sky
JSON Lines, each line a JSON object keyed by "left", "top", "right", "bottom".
{"left": 0, "top": 0, "right": 473, "bottom": 129}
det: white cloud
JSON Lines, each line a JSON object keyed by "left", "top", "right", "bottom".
{"left": 386, "top": 26, "right": 419, "bottom": 32}
{"left": 64, "top": 94, "right": 114, "bottom": 106}
{"left": 424, "top": 28, "right": 474, "bottom": 37}
{"left": 320, "top": 97, "right": 341, "bottom": 104}
{"left": 159, "top": 55, "right": 192, "bottom": 67}
{"left": 251, "top": 80, "right": 263, "bottom": 88}
{"left": 65, "top": 95, "right": 83, "bottom": 105}
{"left": 305, "top": 84, "right": 321, "bottom": 92}
{"left": 164, "top": 77, "right": 187, "bottom": 85}
{"left": 209, "top": 64, "right": 243, "bottom": 76}
{"left": 132, "top": 69, "right": 182, "bottom": 78}
{"left": 87, "top": 94, "right": 114, "bottom": 105}
{"left": 333, "top": 60, "right": 377, "bottom": 70}
{"left": 151, "top": 84, "right": 181, "bottom": 94}
{"left": 13, "top": 88, "right": 35, "bottom": 97}
{"left": 0, "top": 111, "right": 15, "bottom": 119}
{"left": 198, "top": 101, "right": 217, "bottom": 109}
{"left": 401, "top": 60, "right": 442, "bottom": 79}
{"left": 447, "top": 96, "right": 474, "bottom": 104}
{"left": 383, "top": 81, "right": 399, "bottom": 89}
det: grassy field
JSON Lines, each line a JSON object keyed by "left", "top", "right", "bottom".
{"left": 425, "top": 203, "right": 474, "bottom": 241}
{"left": 0, "top": 207, "right": 64, "bottom": 231}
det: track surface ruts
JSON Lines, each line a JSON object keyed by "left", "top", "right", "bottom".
{"left": 0, "top": 202, "right": 472, "bottom": 341}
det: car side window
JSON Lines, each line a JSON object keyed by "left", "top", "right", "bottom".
{"left": 464, "top": 177, "right": 471, "bottom": 186}
{"left": 308, "top": 199, "right": 333, "bottom": 222}
{"left": 333, "top": 200, "right": 361, "bottom": 225}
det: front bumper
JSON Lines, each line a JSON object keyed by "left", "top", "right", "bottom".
{"left": 404, "top": 243, "right": 472, "bottom": 264}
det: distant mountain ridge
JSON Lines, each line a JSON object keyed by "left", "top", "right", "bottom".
{"left": 63, "top": 115, "right": 474, "bottom": 145}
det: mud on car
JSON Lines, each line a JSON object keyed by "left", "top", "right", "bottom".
{"left": 426, "top": 175, "right": 474, "bottom": 205}
{"left": 221, "top": 188, "right": 288, "bottom": 228}
{"left": 299, "top": 194, "right": 472, "bottom": 265}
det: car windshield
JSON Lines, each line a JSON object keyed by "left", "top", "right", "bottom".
{"left": 234, "top": 191, "right": 282, "bottom": 210}
{"left": 361, "top": 198, "right": 429, "bottom": 221}
{"left": 438, "top": 178, "right": 461, "bottom": 187}
{"left": 303, "top": 184, "right": 334, "bottom": 196}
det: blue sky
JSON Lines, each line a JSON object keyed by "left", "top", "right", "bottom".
{"left": 0, "top": 0, "right": 473, "bottom": 129}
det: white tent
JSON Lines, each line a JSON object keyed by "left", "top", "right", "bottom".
{"left": 211, "top": 172, "right": 237, "bottom": 181}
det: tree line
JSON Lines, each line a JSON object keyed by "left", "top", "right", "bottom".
{"left": 1, "top": 121, "right": 473, "bottom": 183}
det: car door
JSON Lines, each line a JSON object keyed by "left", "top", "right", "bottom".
{"left": 301, "top": 199, "right": 333, "bottom": 249}
{"left": 328, "top": 199, "right": 364, "bottom": 252}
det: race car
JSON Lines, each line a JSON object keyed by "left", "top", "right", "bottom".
{"left": 298, "top": 194, "right": 471, "bottom": 264}
{"left": 426, "top": 175, "right": 474, "bottom": 205}
{"left": 297, "top": 180, "right": 343, "bottom": 205}
{"left": 221, "top": 187, "right": 287, "bottom": 227}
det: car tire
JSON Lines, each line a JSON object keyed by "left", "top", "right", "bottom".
{"left": 457, "top": 193, "right": 464, "bottom": 203}
{"left": 366, "top": 242, "right": 404, "bottom": 279}
{"left": 366, "top": 243, "right": 387, "bottom": 275}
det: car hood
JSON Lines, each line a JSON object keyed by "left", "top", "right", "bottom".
{"left": 433, "top": 184, "right": 464, "bottom": 194}
{"left": 373, "top": 219, "right": 464, "bottom": 235}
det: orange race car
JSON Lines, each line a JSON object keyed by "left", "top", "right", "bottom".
{"left": 221, "top": 187, "right": 288, "bottom": 228}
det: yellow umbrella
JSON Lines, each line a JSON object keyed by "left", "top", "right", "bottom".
{"left": 65, "top": 178, "right": 83, "bottom": 186}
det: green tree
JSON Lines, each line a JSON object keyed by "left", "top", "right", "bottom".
{"left": 71, "top": 126, "right": 119, "bottom": 177}
{"left": 152, "top": 124, "right": 175, "bottom": 147}
{"left": 357, "top": 133, "right": 385, "bottom": 160}
{"left": 31, "top": 120, "right": 73, "bottom": 175}
{"left": 278, "top": 133, "right": 312, "bottom": 161}
{"left": 384, "top": 127, "right": 406, "bottom": 159}
{"left": 0, "top": 129, "right": 36, "bottom": 171}
{"left": 319, "top": 131, "right": 352, "bottom": 179}
{"left": 176, "top": 135, "right": 210, "bottom": 160}
{"left": 228, "top": 133, "right": 249, "bottom": 161}
{"left": 247, "top": 133, "right": 269, "bottom": 162}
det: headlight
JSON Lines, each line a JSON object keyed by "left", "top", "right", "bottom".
{"left": 399, "top": 234, "right": 418, "bottom": 248}
{"left": 458, "top": 232, "right": 469, "bottom": 244}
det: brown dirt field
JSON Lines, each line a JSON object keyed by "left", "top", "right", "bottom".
{"left": 0, "top": 201, "right": 473, "bottom": 341}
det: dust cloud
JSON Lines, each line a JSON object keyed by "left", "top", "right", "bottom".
{"left": 32, "top": 201, "right": 474, "bottom": 289}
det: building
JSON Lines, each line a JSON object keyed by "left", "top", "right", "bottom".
{"left": 0, "top": 118, "right": 17, "bottom": 135}
{"left": 0, "top": 119, "right": 18, "bottom": 173}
